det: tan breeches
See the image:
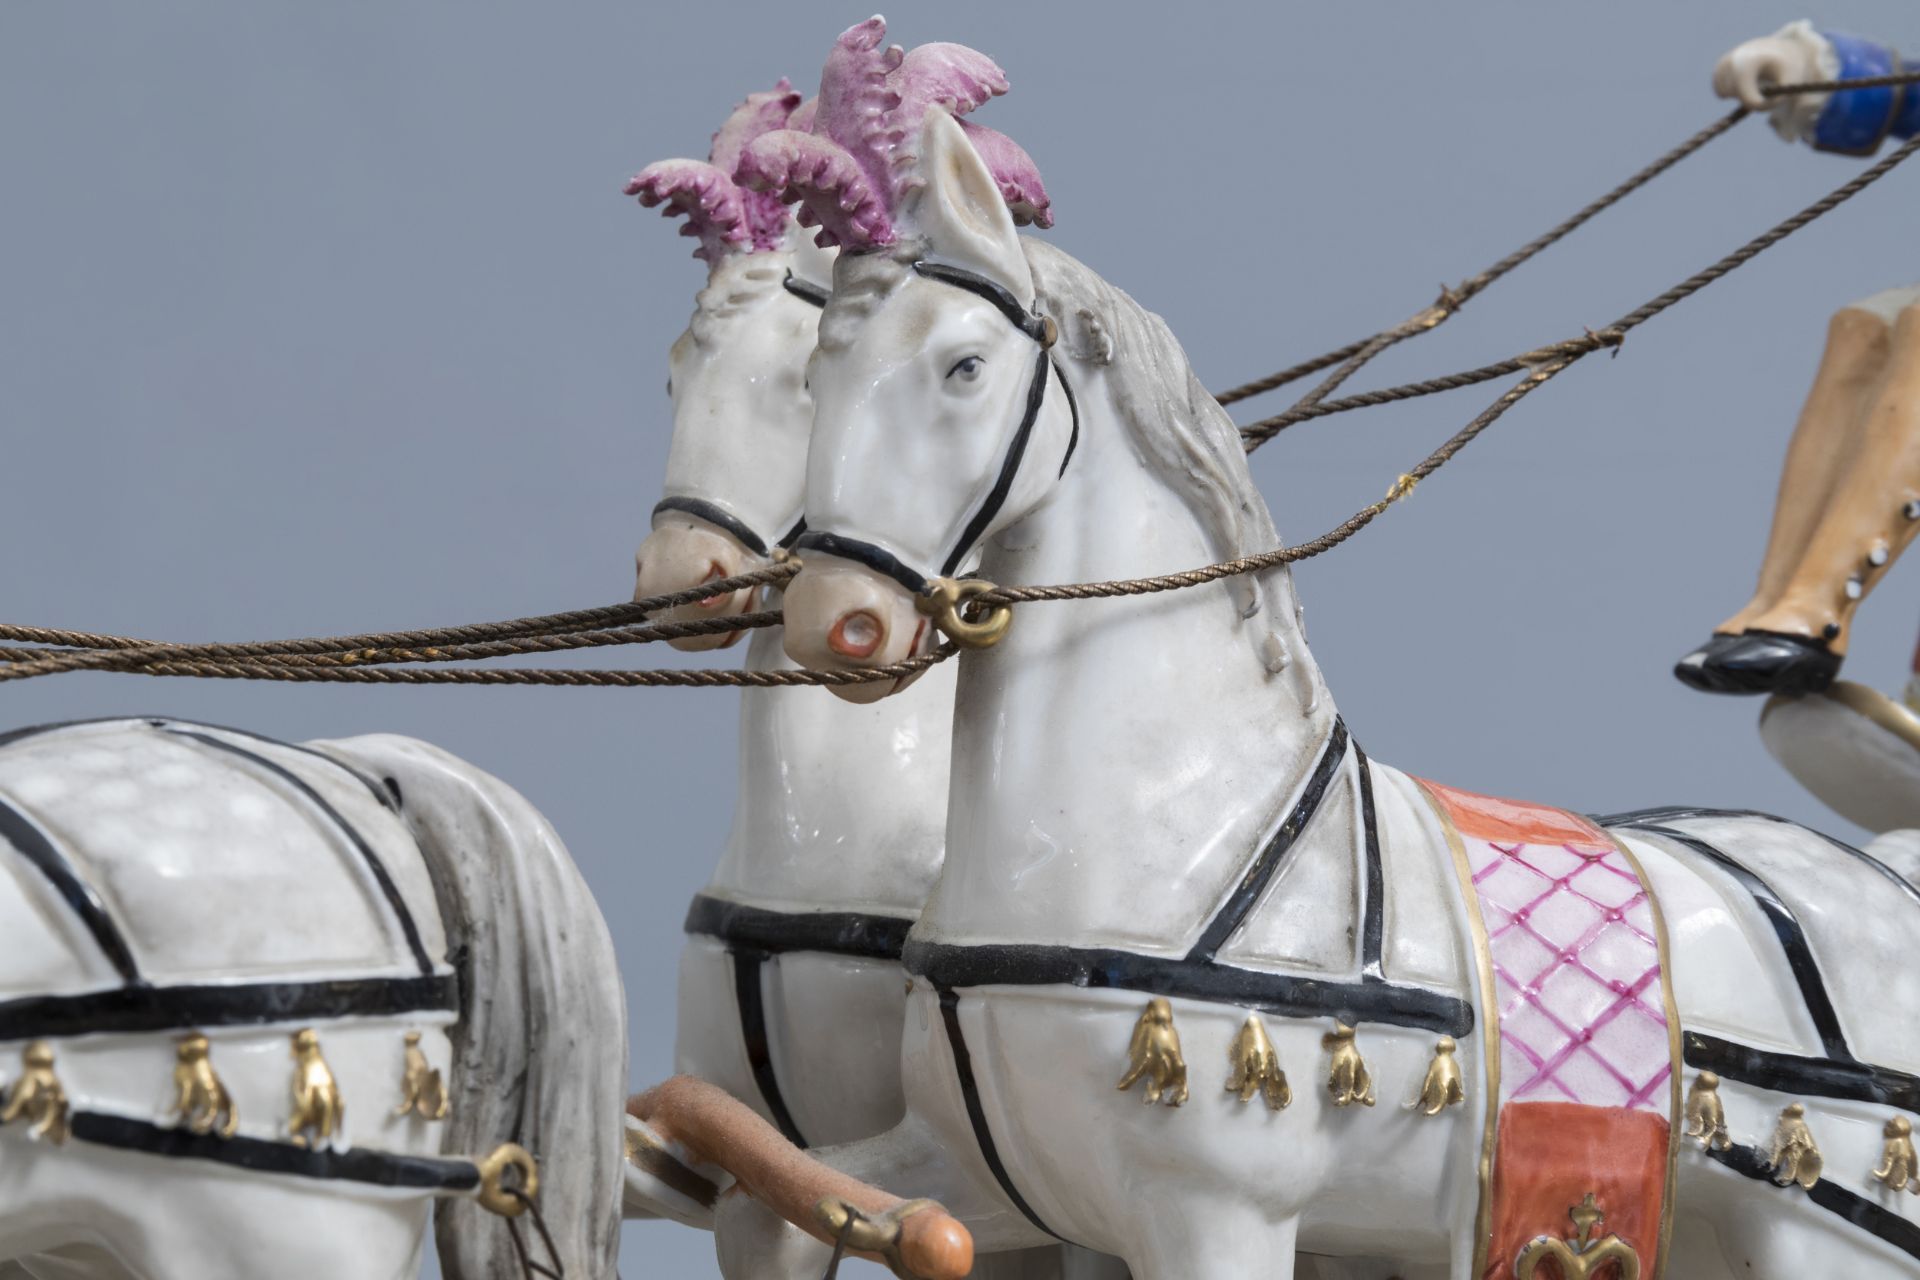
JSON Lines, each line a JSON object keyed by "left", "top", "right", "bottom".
{"left": 1722, "top": 293, "right": 1920, "bottom": 654}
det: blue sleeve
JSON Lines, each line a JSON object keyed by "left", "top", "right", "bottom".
{"left": 1899, "top": 59, "right": 1920, "bottom": 140}
{"left": 1811, "top": 31, "right": 1905, "bottom": 154}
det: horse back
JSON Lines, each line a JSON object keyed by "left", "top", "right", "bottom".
{"left": 0, "top": 716, "right": 447, "bottom": 995}
{"left": 1605, "top": 806, "right": 1920, "bottom": 1075}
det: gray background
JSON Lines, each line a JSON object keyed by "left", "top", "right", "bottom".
{"left": 4, "top": 3, "right": 1917, "bottom": 1276}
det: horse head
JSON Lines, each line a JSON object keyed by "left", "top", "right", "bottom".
{"left": 627, "top": 81, "right": 831, "bottom": 649}
{"left": 735, "top": 19, "right": 1060, "bottom": 701}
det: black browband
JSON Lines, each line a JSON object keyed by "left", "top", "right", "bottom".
{"left": 651, "top": 495, "right": 804, "bottom": 559}
{"left": 781, "top": 271, "right": 830, "bottom": 309}
{"left": 792, "top": 260, "right": 1079, "bottom": 597}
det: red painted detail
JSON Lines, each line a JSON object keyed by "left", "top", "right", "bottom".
{"left": 828, "top": 610, "right": 884, "bottom": 659}
{"left": 698, "top": 562, "right": 732, "bottom": 610}
{"left": 1417, "top": 778, "right": 1607, "bottom": 848}
{"left": 1484, "top": 1101, "right": 1668, "bottom": 1280}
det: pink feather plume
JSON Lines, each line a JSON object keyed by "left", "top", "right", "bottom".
{"left": 626, "top": 80, "right": 804, "bottom": 261}
{"left": 734, "top": 15, "right": 1054, "bottom": 252}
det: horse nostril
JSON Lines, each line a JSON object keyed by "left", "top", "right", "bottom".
{"left": 697, "top": 561, "right": 732, "bottom": 609}
{"left": 828, "top": 610, "right": 884, "bottom": 659}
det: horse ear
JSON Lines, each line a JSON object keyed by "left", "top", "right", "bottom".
{"left": 910, "top": 109, "right": 1033, "bottom": 298}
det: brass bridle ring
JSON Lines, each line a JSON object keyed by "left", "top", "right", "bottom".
{"left": 475, "top": 1141, "right": 540, "bottom": 1217}
{"left": 915, "top": 578, "right": 1012, "bottom": 649}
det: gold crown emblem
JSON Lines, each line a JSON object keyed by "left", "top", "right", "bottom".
{"left": 1514, "top": 1194, "right": 1641, "bottom": 1280}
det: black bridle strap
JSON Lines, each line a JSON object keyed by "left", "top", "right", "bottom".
{"left": 651, "top": 496, "right": 777, "bottom": 559}
{"left": 941, "top": 342, "right": 1051, "bottom": 577}
{"left": 790, "top": 530, "right": 930, "bottom": 596}
{"left": 794, "top": 261, "right": 1079, "bottom": 594}
{"left": 911, "top": 261, "right": 1052, "bottom": 345}
{"left": 781, "top": 271, "right": 829, "bottom": 309}
{"left": 1052, "top": 357, "right": 1079, "bottom": 477}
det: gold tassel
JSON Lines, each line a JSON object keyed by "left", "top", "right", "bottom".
{"left": 393, "top": 1030, "right": 450, "bottom": 1121}
{"left": 0, "top": 1040, "right": 69, "bottom": 1144}
{"left": 287, "top": 1028, "right": 345, "bottom": 1148}
{"left": 1767, "top": 1103, "right": 1823, "bottom": 1189}
{"left": 1224, "top": 1013, "right": 1291, "bottom": 1111}
{"left": 1682, "top": 1071, "right": 1729, "bottom": 1150}
{"left": 1115, "top": 998, "right": 1188, "bottom": 1107}
{"left": 1872, "top": 1115, "right": 1919, "bottom": 1194}
{"left": 171, "top": 1033, "right": 238, "bottom": 1138}
{"left": 1323, "top": 1023, "right": 1376, "bottom": 1108}
{"left": 1410, "top": 1036, "right": 1466, "bottom": 1115}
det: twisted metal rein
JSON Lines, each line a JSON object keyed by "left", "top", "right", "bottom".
{"left": 7, "top": 643, "right": 958, "bottom": 690}
{"left": 0, "top": 562, "right": 798, "bottom": 659}
{"left": 1213, "top": 105, "right": 1750, "bottom": 412}
{"left": 6, "top": 78, "right": 1916, "bottom": 685}
{"left": 0, "top": 562, "right": 926, "bottom": 688}
{"left": 984, "top": 129, "right": 1920, "bottom": 607}
{"left": 1220, "top": 69, "right": 1920, "bottom": 428}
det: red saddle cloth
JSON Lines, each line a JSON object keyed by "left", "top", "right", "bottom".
{"left": 1417, "top": 779, "right": 1680, "bottom": 1280}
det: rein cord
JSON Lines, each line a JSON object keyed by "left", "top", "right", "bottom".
{"left": 6, "top": 73, "right": 1919, "bottom": 684}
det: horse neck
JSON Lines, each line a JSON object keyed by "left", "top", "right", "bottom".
{"left": 920, "top": 373, "right": 1339, "bottom": 953}
{"left": 703, "top": 595, "right": 954, "bottom": 916}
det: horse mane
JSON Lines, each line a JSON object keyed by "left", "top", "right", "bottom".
{"left": 1021, "top": 237, "right": 1310, "bottom": 682}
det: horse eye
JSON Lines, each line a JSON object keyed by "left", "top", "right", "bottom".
{"left": 946, "top": 356, "right": 984, "bottom": 382}
{"left": 665, "top": 378, "right": 673, "bottom": 398}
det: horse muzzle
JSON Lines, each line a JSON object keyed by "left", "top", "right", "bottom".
{"left": 781, "top": 558, "right": 935, "bottom": 704}
{"left": 633, "top": 520, "right": 760, "bottom": 651}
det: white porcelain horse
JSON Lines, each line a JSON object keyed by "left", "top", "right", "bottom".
{"left": 0, "top": 716, "right": 627, "bottom": 1279}
{"left": 624, "top": 77, "right": 958, "bottom": 1163}
{"left": 712, "top": 100, "right": 1920, "bottom": 1280}
{"left": 625, "top": 47, "right": 1142, "bottom": 1280}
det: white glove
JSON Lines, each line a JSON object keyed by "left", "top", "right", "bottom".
{"left": 1712, "top": 20, "right": 1838, "bottom": 141}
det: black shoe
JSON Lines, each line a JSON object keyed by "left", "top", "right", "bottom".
{"left": 1673, "top": 629, "right": 1841, "bottom": 696}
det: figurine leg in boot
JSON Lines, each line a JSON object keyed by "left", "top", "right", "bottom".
{"left": 1737, "top": 302, "right": 1920, "bottom": 681}
{"left": 1677, "top": 290, "right": 1917, "bottom": 694}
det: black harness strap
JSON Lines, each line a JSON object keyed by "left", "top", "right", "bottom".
{"left": 1703, "top": 1138, "right": 1920, "bottom": 1261}
{"left": 0, "top": 973, "right": 459, "bottom": 1042}
{"left": 180, "top": 720, "right": 401, "bottom": 814}
{"left": 1595, "top": 805, "right": 1920, "bottom": 912}
{"left": 1354, "top": 745, "right": 1386, "bottom": 979}
{"left": 69, "top": 1109, "right": 483, "bottom": 1192}
{"left": 937, "top": 987, "right": 1067, "bottom": 1243}
{"left": 1683, "top": 1031, "right": 1918, "bottom": 1114}
{"left": 1620, "top": 822, "right": 1853, "bottom": 1061}
{"left": 683, "top": 893, "right": 914, "bottom": 961}
{"left": 683, "top": 895, "right": 922, "bottom": 1152}
{"left": 906, "top": 939, "right": 1470, "bottom": 1036}
{"left": 0, "top": 794, "right": 143, "bottom": 985}
{"left": 0, "top": 715, "right": 183, "bottom": 753}
{"left": 1186, "top": 720, "right": 1349, "bottom": 963}
{"left": 0, "top": 716, "right": 388, "bottom": 803}
{"left": 731, "top": 948, "right": 809, "bottom": 1149}
{"left": 168, "top": 729, "right": 434, "bottom": 977}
